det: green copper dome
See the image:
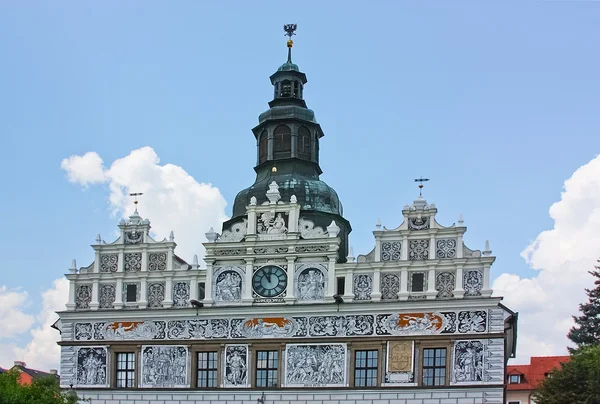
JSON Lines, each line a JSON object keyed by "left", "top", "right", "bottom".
{"left": 277, "top": 61, "right": 300, "bottom": 72}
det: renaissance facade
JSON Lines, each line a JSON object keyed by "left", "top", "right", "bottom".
{"left": 55, "top": 26, "right": 517, "bottom": 404}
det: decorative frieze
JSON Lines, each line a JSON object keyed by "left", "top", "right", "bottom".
{"left": 409, "top": 239, "right": 429, "bottom": 260}
{"left": 254, "top": 247, "right": 288, "bottom": 254}
{"left": 295, "top": 245, "right": 329, "bottom": 253}
{"left": 100, "top": 254, "right": 118, "bottom": 273}
{"left": 141, "top": 345, "right": 188, "bottom": 388}
{"left": 214, "top": 248, "right": 246, "bottom": 256}
{"left": 124, "top": 253, "right": 142, "bottom": 272}
{"left": 285, "top": 343, "right": 347, "bottom": 387}
{"left": 353, "top": 274, "right": 373, "bottom": 300}
{"left": 72, "top": 309, "right": 489, "bottom": 342}
{"left": 381, "top": 242, "right": 401, "bottom": 261}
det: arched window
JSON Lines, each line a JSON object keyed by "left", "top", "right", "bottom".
{"left": 259, "top": 130, "right": 268, "bottom": 164}
{"left": 273, "top": 125, "right": 291, "bottom": 159}
{"left": 298, "top": 126, "right": 311, "bottom": 160}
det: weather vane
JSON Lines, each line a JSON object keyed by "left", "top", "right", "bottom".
{"left": 283, "top": 23, "right": 297, "bottom": 38}
{"left": 414, "top": 177, "right": 430, "bottom": 197}
{"left": 129, "top": 192, "right": 143, "bottom": 213}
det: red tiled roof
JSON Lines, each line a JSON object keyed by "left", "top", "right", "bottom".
{"left": 507, "top": 355, "right": 570, "bottom": 391}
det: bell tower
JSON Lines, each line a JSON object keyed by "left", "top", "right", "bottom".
{"left": 224, "top": 24, "right": 351, "bottom": 262}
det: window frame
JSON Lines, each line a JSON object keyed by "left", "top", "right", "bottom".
{"left": 251, "top": 344, "right": 283, "bottom": 389}
{"left": 416, "top": 340, "right": 452, "bottom": 387}
{"left": 350, "top": 343, "right": 383, "bottom": 387}
{"left": 196, "top": 350, "right": 219, "bottom": 388}
{"left": 508, "top": 374, "right": 522, "bottom": 384}
{"left": 111, "top": 346, "right": 139, "bottom": 389}
{"left": 191, "top": 345, "right": 221, "bottom": 389}
{"left": 353, "top": 349, "right": 379, "bottom": 387}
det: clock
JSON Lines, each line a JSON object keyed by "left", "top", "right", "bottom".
{"left": 252, "top": 265, "right": 287, "bottom": 298}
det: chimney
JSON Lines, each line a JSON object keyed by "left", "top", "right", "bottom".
{"left": 49, "top": 369, "right": 58, "bottom": 375}
{"left": 13, "top": 361, "right": 26, "bottom": 367}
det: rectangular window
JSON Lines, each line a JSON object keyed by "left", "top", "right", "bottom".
{"left": 410, "top": 272, "right": 425, "bottom": 292}
{"left": 354, "top": 350, "right": 378, "bottom": 387}
{"left": 337, "top": 276, "right": 345, "bottom": 295}
{"left": 198, "top": 282, "right": 206, "bottom": 300}
{"left": 422, "top": 348, "right": 446, "bottom": 386}
{"left": 255, "top": 350, "right": 278, "bottom": 388}
{"left": 508, "top": 374, "right": 521, "bottom": 384}
{"left": 126, "top": 284, "right": 137, "bottom": 302}
{"left": 116, "top": 352, "right": 135, "bottom": 388}
{"left": 197, "top": 352, "right": 218, "bottom": 388}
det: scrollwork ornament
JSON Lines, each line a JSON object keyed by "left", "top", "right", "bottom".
{"left": 436, "top": 239, "right": 457, "bottom": 259}
{"left": 147, "top": 283, "right": 165, "bottom": 308}
{"left": 409, "top": 239, "right": 429, "bottom": 260}
{"left": 76, "top": 285, "right": 92, "bottom": 309}
{"left": 436, "top": 272, "right": 455, "bottom": 298}
{"left": 463, "top": 270, "right": 483, "bottom": 296}
{"left": 148, "top": 252, "right": 167, "bottom": 271}
{"left": 99, "top": 284, "right": 116, "bottom": 308}
{"left": 100, "top": 254, "right": 118, "bottom": 273}
{"left": 381, "top": 242, "right": 401, "bottom": 261}
{"left": 381, "top": 273, "right": 400, "bottom": 300}
{"left": 124, "top": 253, "right": 142, "bottom": 272}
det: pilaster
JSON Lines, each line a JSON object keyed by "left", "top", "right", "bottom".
{"left": 66, "top": 278, "right": 76, "bottom": 310}
{"left": 114, "top": 278, "right": 124, "bottom": 309}
{"left": 371, "top": 267, "right": 382, "bottom": 301}
{"left": 204, "top": 262, "right": 214, "bottom": 305}
{"left": 243, "top": 259, "right": 254, "bottom": 303}
{"left": 139, "top": 277, "right": 148, "bottom": 309}
{"left": 163, "top": 277, "right": 173, "bottom": 308}
{"left": 285, "top": 257, "right": 296, "bottom": 303}
{"left": 90, "top": 280, "right": 99, "bottom": 310}
{"left": 398, "top": 269, "right": 409, "bottom": 301}
{"left": 343, "top": 268, "right": 354, "bottom": 301}
{"left": 454, "top": 266, "right": 465, "bottom": 299}
{"left": 326, "top": 254, "right": 337, "bottom": 299}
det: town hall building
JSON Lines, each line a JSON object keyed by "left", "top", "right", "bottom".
{"left": 54, "top": 25, "right": 518, "bottom": 404}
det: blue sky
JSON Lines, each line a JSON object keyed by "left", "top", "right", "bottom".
{"left": 1, "top": 1, "right": 599, "bottom": 367}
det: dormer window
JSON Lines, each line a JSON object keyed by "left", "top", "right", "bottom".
{"left": 508, "top": 374, "right": 521, "bottom": 384}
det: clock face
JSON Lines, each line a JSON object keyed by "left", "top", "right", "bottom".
{"left": 252, "top": 265, "right": 287, "bottom": 298}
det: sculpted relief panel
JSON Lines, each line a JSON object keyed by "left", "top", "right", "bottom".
{"left": 285, "top": 344, "right": 347, "bottom": 387}
{"left": 296, "top": 266, "right": 326, "bottom": 301}
{"left": 141, "top": 345, "right": 188, "bottom": 388}
{"left": 73, "top": 310, "right": 488, "bottom": 341}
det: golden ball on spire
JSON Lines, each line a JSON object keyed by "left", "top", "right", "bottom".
{"left": 287, "top": 39, "right": 294, "bottom": 48}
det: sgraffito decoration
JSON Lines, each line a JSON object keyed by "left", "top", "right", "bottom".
{"left": 224, "top": 345, "right": 248, "bottom": 387}
{"left": 353, "top": 274, "right": 372, "bottom": 300}
{"left": 452, "top": 340, "right": 484, "bottom": 383}
{"left": 285, "top": 344, "right": 347, "bottom": 387}
{"left": 76, "top": 347, "right": 108, "bottom": 387}
{"left": 141, "top": 345, "right": 188, "bottom": 388}
{"left": 72, "top": 310, "right": 489, "bottom": 341}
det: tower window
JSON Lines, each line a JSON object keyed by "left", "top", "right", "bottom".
{"left": 298, "top": 126, "right": 311, "bottom": 160}
{"left": 259, "top": 130, "right": 268, "bottom": 164}
{"left": 273, "top": 125, "right": 291, "bottom": 159}
{"left": 280, "top": 80, "right": 292, "bottom": 97}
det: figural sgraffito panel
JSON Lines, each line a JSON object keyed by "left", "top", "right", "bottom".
{"left": 285, "top": 343, "right": 347, "bottom": 387}
{"left": 452, "top": 340, "right": 484, "bottom": 384}
{"left": 224, "top": 345, "right": 249, "bottom": 387}
{"left": 141, "top": 345, "right": 188, "bottom": 388}
{"left": 296, "top": 265, "right": 326, "bottom": 301}
{"left": 213, "top": 267, "right": 243, "bottom": 303}
{"left": 76, "top": 347, "right": 108, "bottom": 387}
{"left": 230, "top": 317, "right": 307, "bottom": 339}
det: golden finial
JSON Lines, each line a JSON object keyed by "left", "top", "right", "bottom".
{"left": 287, "top": 39, "right": 294, "bottom": 48}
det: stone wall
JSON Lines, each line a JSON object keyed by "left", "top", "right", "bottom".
{"left": 74, "top": 388, "right": 504, "bottom": 404}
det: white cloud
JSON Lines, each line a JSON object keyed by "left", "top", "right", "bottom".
{"left": 13, "top": 278, "right": 68, "bottom": 371}
{"left": 61, "top": 146, "right": 229, "bottom": 262}
{"left": 0, "top": 286, "right": 35, "bottom": 339}
{"left": 60, "top": 152, "right": 107, "bottom": 187}
{"left": 494, "top": 154, "right": 600, "bottom": 364}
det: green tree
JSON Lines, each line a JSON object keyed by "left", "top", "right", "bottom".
{"left": 568, "top": 261, "right": 600, "bottom": 349}
{"left": 0, "top": 370, "right": 78, "bottom": 404}
{"left": 533, "top": 341, "right": 600, "bottom": 404}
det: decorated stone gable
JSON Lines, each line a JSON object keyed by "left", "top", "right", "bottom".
{"left": 55, "top": 24, "right": 517, "bottom": 404}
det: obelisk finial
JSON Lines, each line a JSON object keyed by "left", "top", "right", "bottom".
{"left": 283, "top": 23, "right": 297, "bottom": 63}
